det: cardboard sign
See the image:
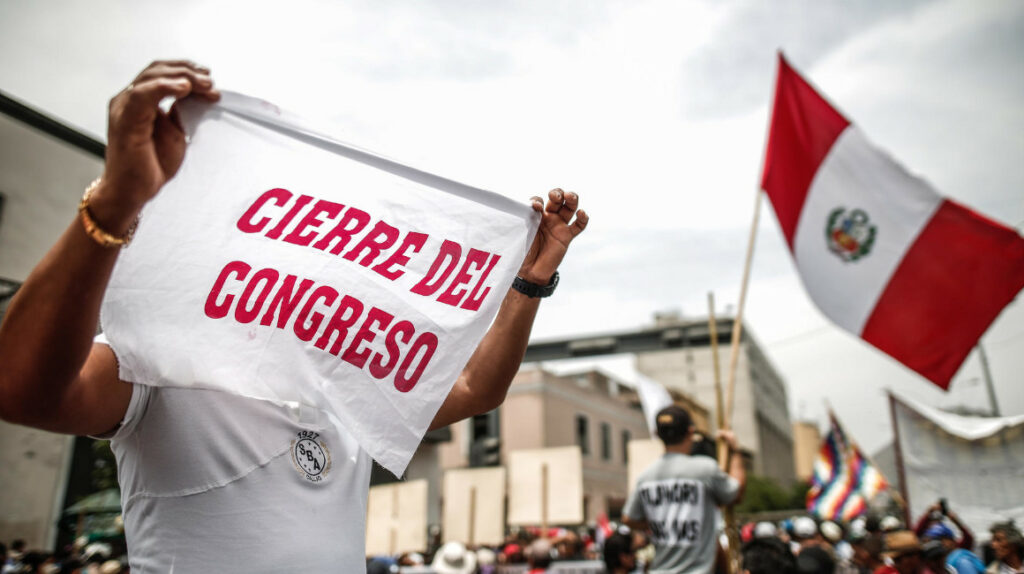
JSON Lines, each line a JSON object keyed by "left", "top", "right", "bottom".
{"left": 443, "top": 467, "right": 506, "bottom": 546}
{"left": 507, "top": 446, "right": 583, "bottom": 526}
{"left": 100, "top": 92, "right": 537, "bottom": 474}
{"left": 366, "top": 480, "right": 428, "bottom": 555}
{"left": 627, "top": 438, "right": 665, "bottom": 493}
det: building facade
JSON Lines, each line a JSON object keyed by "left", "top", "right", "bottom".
{"left": 438, "top": 366, "right": 651, "bottom": 522}
{"left": 0, "top": 92, "right": 105, "bottom": 550}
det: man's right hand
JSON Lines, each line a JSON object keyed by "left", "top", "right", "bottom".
{"left": 0, "top": 61, "right": 217, "bottom": 436}
{"left": 91, "top": 61, "right": 220, "bottom": 235}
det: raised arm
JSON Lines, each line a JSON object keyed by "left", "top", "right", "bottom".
{"left": 430, "top": 188, "right": 588, "bottom": 430}
{"left": 0, "top": 61, "right": 219, "bottom": 435}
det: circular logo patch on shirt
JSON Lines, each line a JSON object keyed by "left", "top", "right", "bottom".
{"left": 291, "top": 430, "right": 332, "bottom": 483}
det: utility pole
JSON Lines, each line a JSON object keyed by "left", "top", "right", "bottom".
{"left": 976, "top": 343, "right": 1000, "bottom": 417}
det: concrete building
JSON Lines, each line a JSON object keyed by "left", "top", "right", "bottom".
{"left": 438, "top": 366, "right": 651, "bottom": 522}
{"left": 0, "top": 91, "right": 105, "bottom": 549}
{"left": 792, "top": 421, "right": 822, "bottom": 483}
{"left": 525, "top": 314, "right": 797, "bottom": 486}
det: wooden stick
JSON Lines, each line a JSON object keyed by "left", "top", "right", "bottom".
{"left": 708, "top": 292, "right": 728, "bottom": 468}
{"left": 541, "top": 463, "right": 549, "bottom": 539}
{"left": 390, "top": 485, "right": 399, "bottom": 555}
{"left": 709, "top": 292, "right": 737, "bottom": 574}
{"left": 725, "top": 190, "right": 762, "bottom": 427}
{"left": 887, "top": 392, "right": 913, "bottom": 526}
{"left": 468, "top": 486, "right": 477, "bottom": 547}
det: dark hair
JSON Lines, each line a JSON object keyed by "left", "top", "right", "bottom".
{"left": 11, "top": 539, "right": 26, "bottom": 551}
{"left": 603, "top": 533, "right": 633, "bottom": 571}
{"left": 742, "top": 537, "right": 796, "bottom": 574}
{"left": 796, "top": 546, "right": 835, "bottom": 574}
{"left": 655, "top": 405, "right": 693, "bottom": 446}
{"left": 991, "top": 521, "right": 1024, "bottom": 555}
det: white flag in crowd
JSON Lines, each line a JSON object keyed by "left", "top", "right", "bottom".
{"left": 635, "top": 374, "right": 673, "bottom": 434}
{"left": 100, "top": 92, "right": 538, "bottom": 475}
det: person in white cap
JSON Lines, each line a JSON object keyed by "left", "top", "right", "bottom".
{"left": 432, "top": 542, "right": 477, "bottom": 574}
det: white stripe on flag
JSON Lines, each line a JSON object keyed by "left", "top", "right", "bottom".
{"left": 792, "top": 126, "right": 942, "bottom": 334}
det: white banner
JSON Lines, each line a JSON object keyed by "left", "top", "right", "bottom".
{"left": 100, "top": 92, "right": 537, "bottom": 475}
{"left": 891, "top": 393, "right": 1024, "bottom": 539}
{"left": 635, "top": 374, "right": 673, "bottom": 434}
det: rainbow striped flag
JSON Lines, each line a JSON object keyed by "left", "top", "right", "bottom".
{"left": 806, "top": 413, "right": 889, "bottom": 521}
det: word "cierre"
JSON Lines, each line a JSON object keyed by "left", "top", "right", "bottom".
{"left": 237, "top": 188, "right": 502, "bottom": 311}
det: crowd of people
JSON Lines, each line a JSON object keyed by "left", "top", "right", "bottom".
{"left": 355, "top": 504, "right": 1024, "bottom": 574}
{"left": 734, "top": 506, "right": 1023, "bottom": 574}
{"left": 0, "top": 538, "right": 127, "bottom": 574}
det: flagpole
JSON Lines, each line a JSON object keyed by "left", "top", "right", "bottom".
{"left": 976, "top": 343, "right": 1001, "bottom": 417}
{"left": 708, "top": 292, "right": 738, "bottom": 574}
{"left": 724, "top": 188, "right": 762, "bottom": 429}
{"left": 887, "top": 391, "right": 913, "bottom": 526}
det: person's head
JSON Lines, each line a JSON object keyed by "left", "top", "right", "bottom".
{"left": 655, "top": 405, "right": 694, "bottom": 447}
{"left": 922, "top": 522, "right": 956, "bottom": 551}
{"left": 754, "top": 522, "right": 779, "bottom": 540}
{"left": 602, "top": 532, "right": 635, "bottom": 574}
{"left": 921, "top": 540, "right": 948, "bottom": 573}
{"left": 819, "top": 521, "right": 842, "bottom": 545}
{"left": 741, "top": 537, "right": 796, "bottom": 574}
{"left": 431, "top": 542, "right": 477, "bottom": 574}
{"left": 11, "top": 539, "right": 26, "bottom": 555}
{"left": 796, "top": 546, "right": 835, "bottom": 574}
{"left": 882, "top": 531, "right": 923, "bottom": 574}
{"left": 527, "top": 539, "right": 553, "bottom": 569}
{"left": 990, "top": 521, "right": 1024, "bottom": 563}
{"left": 792, "top": 517, "right": 820, "bottom": 545}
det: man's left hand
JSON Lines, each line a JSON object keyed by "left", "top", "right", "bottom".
{"left": 518, "top": 188, "right": 588, "bottom": 285}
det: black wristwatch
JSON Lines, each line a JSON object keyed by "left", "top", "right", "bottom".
{"left": 511, "top": 272, "right": 559, "bottom": 298}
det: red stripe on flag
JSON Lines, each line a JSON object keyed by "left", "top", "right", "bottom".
{"left": 862, "top": 199, "right": 1024, "bottom": 389}
{"left": 761, "top": 53, "right": 850, "bottom": 250}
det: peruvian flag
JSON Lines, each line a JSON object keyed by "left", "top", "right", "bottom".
{"left": 761, "top": 53, "right": 1024, "bottom": 389}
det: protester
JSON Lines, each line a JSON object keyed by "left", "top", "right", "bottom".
{"left": 475, "top": 548, "right": 497, "bottom": 574}
{"left": 843, "top": 532, "right": 886, "bottom": 574}
{"left": 526, "top": 539, "right": 553, "bottom": 573}
{"left": 922, "top": 540, "right": 951, "bottom": 574}
{"left": 881, "top": 531, "right": 925, "bottom": 574}
{"left": 432, "top": 542, "right": 476, "bottom": 574}
{"left": 622, "top": 404, "right": 746, "bottom": 573}
{"left": 0, "top": 61, "right": 588, "bottom": 572}
{"left": 921, "top": 523, "right": 984, "bottom": 574}
{"left": 3, "top": 540, "right": 25, "bottom": 574}
{"left": 987, "top": 521, "right": 1024, "bottom": 574}
{"left": 915, "top": 501, "right": 975, "bottom": 551}
{"left": 741, "top": 537, "right": 797, "bottom": 574}
{"left": 602, "top": 532, "right": 637, "bottom": 574}
{"left": 798, "top": 546, "right": 837, "bottom": 574}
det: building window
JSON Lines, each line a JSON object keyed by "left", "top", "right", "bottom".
{"left": 601, "top": 422, "right": 611, "bottom": 461}
{"left": 622, "top": 430, "right": 631, "bottom": 464}
{"left": 576, "top": 414, "right": 590, "bottom": 456}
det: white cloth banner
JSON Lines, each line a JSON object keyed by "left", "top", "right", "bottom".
{"left": 100, "top": 92, "right": 538, "bottom": 475}
{"left": 890, "top": 392, "right": 1024, "bottom": 540}
{"left": 635, "top": 374, "right": 673, "bottom": 435}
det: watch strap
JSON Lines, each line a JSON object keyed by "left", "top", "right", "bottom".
{"left": 511, "top": 271, "right": 559, "bottom": 298}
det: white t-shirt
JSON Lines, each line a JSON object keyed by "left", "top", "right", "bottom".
{"left": 97, "top": 337, "right": 373, "bottom": 573}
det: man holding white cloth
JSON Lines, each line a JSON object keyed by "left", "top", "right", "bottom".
{"left": 0, "top": 60, "right": 588, "bottom": 572}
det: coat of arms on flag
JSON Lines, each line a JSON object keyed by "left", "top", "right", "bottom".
{"left": 807, "top": 413, "right": 889, "bottom": 521}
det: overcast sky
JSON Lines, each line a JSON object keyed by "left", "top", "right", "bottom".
{"left": 1, "top": 0, "right": 1021, "bottom": 456}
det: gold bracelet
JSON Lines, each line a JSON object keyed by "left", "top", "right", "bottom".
{"left": 78, "top": 178, "right": 139, "bottom": 248}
